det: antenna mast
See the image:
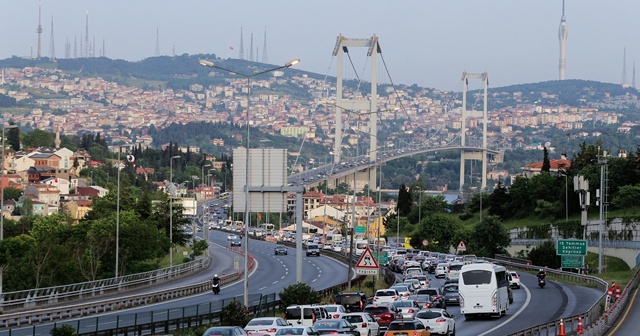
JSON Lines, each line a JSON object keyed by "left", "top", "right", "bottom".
{"left": 262, "top": 29, "right": 268, "bottom": 63}
{"left": 36, "top": 1, "right": 43, "bottom": 59}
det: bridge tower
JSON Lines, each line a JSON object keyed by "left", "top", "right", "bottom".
{"left": 332, "top": 35, "right": 380, "bottom": 189}
{"left": 459, "top": 72, "right": 489, "bottom": 191}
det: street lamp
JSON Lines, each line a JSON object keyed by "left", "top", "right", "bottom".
{"left": 0, "top": 124, "right": 17, "bottom": 298}
{"left": 200, "top": 57, "right": 300, "bottom": 307}
{"left": 169, "top": 155, "right": 181, "bottom": 267}
{"left": 201, "top": 163, "right": 211, "bottom": 199}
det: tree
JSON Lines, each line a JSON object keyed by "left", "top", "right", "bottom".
{"left": 397, "top": 183, "right": 412, "bottom": 216}
{"left": 278, "top": 282, "right": 320, "bottom": 310}
{"left": 7, "top": 125, "right": 20, "bottom": 151}
{"left": 488, "top": 180, "right": 508, "bottom": 217}
{"left": 2, "top": 186, "right": 22, "bottom": 201}
{"left": 527, "top": 240, "right": 560, "bottom": 269}
{"left": 410, "top": 213, "right": 461, "bottom": 252}
{"left": 541, "top": 147, "right": 551, "bottom": 173}
{"left": 21, "top": 129, "right": 54, "bottom": 148}
{"left": 611, "top": 185, "right": 640, "bottom": 212}
{"left": 220, "top": 300, "right": 251, "bottom": 326}
{"left": 471, "top": 215, "right": 510, "bottom": 257}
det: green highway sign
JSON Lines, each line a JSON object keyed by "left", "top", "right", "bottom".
{"left": 557, "top": 239, "right": 587, "bottom": 256}
{"left": 355, "top": 226, "right": 366, "bottom": 234}
{"left": 561, "top": 255, "right": 583, "bottom": 268}
{"left": 374, "top": 251, "right": 388, "bottom": 265}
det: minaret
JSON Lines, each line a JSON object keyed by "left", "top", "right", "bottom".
{"left": 49, "top": 16, "right": 55, "bottom": 59}
{"left": 73, "top": 36, "right": 77, "bottom": 58}
{"left": 558, "top": 0, "right": 568, "bottom": 80}
{"left": 239, "top": 27, "right": 244, "bottom": 60}
{"left": 155, "top": 27, "right": 160, "bottom": 56}
{"left": 261, "top": 29, "right": 268, "bottom": 63}
{"left": 250, "top": 33, "right": 254, "bottom": 61}
{"left": 54, "top": 126, "right": 61, "bottom": 149}
{"left": 36, "top": 1, "right": 43, "bottom": 59}
{"left": 84, "top": 11, "right": 89, "bottom": 58}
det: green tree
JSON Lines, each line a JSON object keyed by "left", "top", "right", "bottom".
{"left": 7, "top": 125, "right": 20, "bottom": 151}
{"left": 527, "top": 240, "right": 560, "bottom": 269}
{"left": 278, "top": 282, "right": 320, "bottom": 310}
{"left": 611, "top": 185, "right": 640, "bottom": 212}
{"left": 397, "top": 183, "right": 412, "bottom": 216}
{"left": 21, "top": 129, "right": 54, "bottom": 148}
{"left": 488, "top": 180, "right": 508, "bottom": 217}
{"left": 410, "top": 213, "right": 461, "bottom": 252}
{"left": 49, "top": 324, "right": 77, "bottom": 336}
{"left": 470, "top": 215, "right": 510, "bottom": 257}
{"left": 220, "top": 300, "right": 251, "bottom": 326}
{"left": 2, "top": 186, "right": 22, "bottom": 201}
{"left": 541, "top": 147, "right": 551, "bottom": 173}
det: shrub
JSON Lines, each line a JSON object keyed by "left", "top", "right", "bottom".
{"left": 279, "top": 282, "right": 320, "bottom": 310}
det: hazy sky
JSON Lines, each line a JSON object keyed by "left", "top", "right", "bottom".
{"left": 1, "top": 0, "right": 638, "bottom": 90}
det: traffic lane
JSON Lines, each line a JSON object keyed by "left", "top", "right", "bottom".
{"left": 607, "top": 285, "right": 640, "bottom": 336}
{"left": 559, "top": 280, "right": 604, "bottom": 319}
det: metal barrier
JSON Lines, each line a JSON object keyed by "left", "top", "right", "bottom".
{"left": 490, "top": 256, "right": 617, "bottom": 336}
{"left": 0, "top": 256, "right": 211, "bottom": 313}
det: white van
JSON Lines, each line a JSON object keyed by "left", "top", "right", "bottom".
{"left": 446, "top": 262, "right": 464, "bottom": 280}
{"left": 459, "top": 263, "right": 510, "bottom": 318}
{"left": 285, "top": 305, "right": 329, "bottom": 326}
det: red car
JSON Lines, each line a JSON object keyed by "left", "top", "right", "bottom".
{"left": 362, "top": 304, "right": 403, "bottom": 333}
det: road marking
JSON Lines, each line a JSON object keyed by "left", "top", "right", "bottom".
{"left": 312, "top": 279, "right": 317, "bottom": 282}
{"left": 281, "top": 276, "right": 286, "bottom": 279}
{"left": 608, "top": 285, "right": 640, "bottom": 335}
{"left": 478, "top": 284, "right": 531, "bottom": 336}
{"left": 258, "top": 286, "right": 267, "bottom": 291}
{"left": 272, "top": 281, "right": 278, "bottom": 284}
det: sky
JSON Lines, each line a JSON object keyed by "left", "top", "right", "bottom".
{"left": 1, "top": 0, "right": 638, "bottom": 91}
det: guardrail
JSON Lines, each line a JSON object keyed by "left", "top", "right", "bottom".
{"left": 0, "top": 255, "right": 212, "bottom": 313}
{"left": 490, "top": 256, "right": 611, "bottom": 336}
{"left": 0, "top": 230, "right": 368, "bottom": 335}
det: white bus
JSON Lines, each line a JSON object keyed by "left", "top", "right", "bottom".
{"left": 458, "top": 263, "right": 510, "bottom": 319}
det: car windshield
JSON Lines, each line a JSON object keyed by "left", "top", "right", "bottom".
{"left": 343, "top": 315, "right": 363, "bottom": 323}
{"left": 390, "top": 286, "right": 408, "bottom": 292}
{"left": 444, "top": 285, "right": 458, "bottom": 292}
{"left": 336, "top": 295, "right": 362, "bottom": 305}
{"left": 313, "top": 320, "right": 341, "bottom": 328}
{"left": 324, "top": 306, "right": 338, "bottom": 312}
{"left": 376, "top": 290, "right": 396, "bottom": 296}
{"left": 204, "top": 328, "right": 234, "bottom": 336}
{"left": 364, "top": 306, "right": 389, "bottom": 314}
{"left": 462, "top": 270, "right": 492, "bottom": 285}
{"left": 247, "top": 319, "right": 276, "bottom": 326}
{"left": 276, "top": 328, "right": 305, "bottom": 336}
{"left": 393, "top": 301, "right": 413, "bottom": 307}
{"left": 388, "top": 322, "right": 417, "bottom": 330}
{"left": 416, "top": 311, "right": 442, "bottom": 319}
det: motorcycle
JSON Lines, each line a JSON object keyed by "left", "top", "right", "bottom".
{"left": 212, "top": 282, "right": 220, "bottom": 294}
{"left": 538, "top": 278, "right": 546, "bottom": 288}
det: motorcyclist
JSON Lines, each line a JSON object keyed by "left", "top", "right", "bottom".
{"left": 212, "top": 274, "right": 220, "bottom": 285}
{"left": 537, "top": 269, "right": 546, "bottom": 280}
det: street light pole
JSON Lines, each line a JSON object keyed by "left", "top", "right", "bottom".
{"left": 169, "top": 155, "right": 181, "bottom": 268}
{"left": 115, "top": 147, "right": 123, "bottom": 278}
{"left": 1, "top": 124, "right": 17, "bottom": 298}
{"left": 200, "top": 58, "right": 300, "bottom": 307}
{"left": 202, "top": 163, "right": 211, "bottom": 199}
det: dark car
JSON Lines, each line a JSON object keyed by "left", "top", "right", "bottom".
{"left": 416, "top": 288, "right": 446, "bottom": 309}
{"left": 407, "top": 294, "right": 434, "bottom": 309}
{"left": 363, "top": 304, "right": 403, "bottom": 332}
{"left": 312, "top": 319, "right": 358, "bottom": 336}
{"left": 230, "top": 238, "right": 242, "bottom": 247}
{"left": 334, "top": 292, "right": 368, "bottom": 312}
{"left": 275, "top": 245, "right": 288, "bottom": 255}
{"left": 442, "top": 284, "right": 460, "bottom": 305}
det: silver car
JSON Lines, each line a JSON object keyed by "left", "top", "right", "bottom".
{"left": 392, "top": 300, "right": 422, "bottom": 319}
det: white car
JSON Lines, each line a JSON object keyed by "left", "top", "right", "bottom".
{"left": 435, "top": 263, "right": 449, "bottom": 278}
{"left": 342, "top": 313, "right": 380, "bottom": 336}
{"left": 333, "top": 243, "right": 343, "bottom": 253}
{"left": 320, "top": 304, "right": 348, "bottom": 319}
{"left": 409, "top": 275, "right": 430, "bottom": 288}
{"left": 402, "top": 279, "right": 422, "bottom": 292}
{"left": 245, "top": 317, "right": 290, "bottom": 336}
{"left": 509, "top": 271, "right": 521, "bottom": 289}
{"left": 227, "top": 234, "right": 239, "bottom": 241}
{"left": 415, "top": 309, "right": 456, "bottom": 336}
{"left": 389, "top": 285, "right": 412, "bottom": 299}
{"left": 373, "top": 289, "right": 399, "bottom": 304}
{"left": 323, "top": 243, "right": 333, "bottom": 250}
{"left": 392, "top": 300, "right": 422, "bottom": 319}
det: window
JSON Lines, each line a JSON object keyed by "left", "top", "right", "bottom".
{"left": 496, "top": 270, "right": 509, "bottom": 288}
{"left": 461, "top": 270, "right": 492, "bottom": 285}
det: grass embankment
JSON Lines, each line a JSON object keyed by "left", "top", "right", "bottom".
{"left": 158, "top": 245, "right": 192, "bottom": 268}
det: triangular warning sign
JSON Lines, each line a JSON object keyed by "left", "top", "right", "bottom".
{"left": 355, "top": 247, "right": 379, "bottom": 269}
{"left": 457, "top": 241, "right": 466, "bottom": 250}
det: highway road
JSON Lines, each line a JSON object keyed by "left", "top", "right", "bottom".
{"left": 391, "top": 269, "right": 603, "bottom": 336}
{"left": 606, "top": 285, "right": 640, "bottom": 335}
{"left": 1, "top": 230, "right": 348, "bottom": 336}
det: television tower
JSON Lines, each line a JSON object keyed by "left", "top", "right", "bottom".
{"left": 49, "top": 16, "right": 56, "bottom": 59}
{"left": 239, "top": 27, "right": 244, "bottom": 60}
{"left": 84, "top": 11, "right": 89, "bottom": 58}
{"left": 36, "top": 1, "right": 43, "bottom": 59}
{"left": 155, "top": 28, "right": 160, "bottom": 56}
{"left": 262, "top": 29, "right": 268, "bottom": 63}
{"left": 622, "top": 47, "right": 627, "bottom": 86}
{"left": 633, "top": 61, "right": 636, "bottom": 89}
{"left": 558, "top": 0, "right": 568, "bottom": 80}
{"left": 250, "top": 33, "right": 254, "bottom": 61}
